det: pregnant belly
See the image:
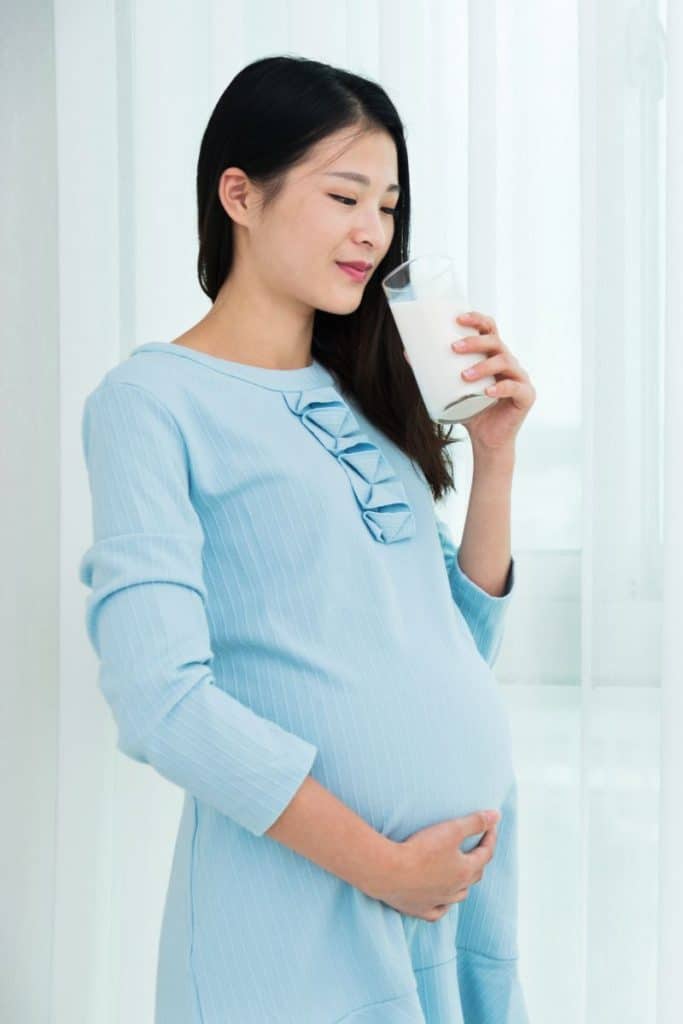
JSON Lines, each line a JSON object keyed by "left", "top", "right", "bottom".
{"left": 218, "top": 636, "right": 516, "bottom": 849}
{"left": 313, "top": 650, "right": 514, "bottom": 847}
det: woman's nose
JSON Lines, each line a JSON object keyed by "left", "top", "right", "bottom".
{"left": 351, "top": 213, "right": 387, "bottom": 250}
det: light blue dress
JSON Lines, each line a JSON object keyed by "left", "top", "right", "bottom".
{"left": 78, "top": 341, "right": 529, "bottom": 1023}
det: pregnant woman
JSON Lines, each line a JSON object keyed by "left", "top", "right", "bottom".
{"left": 78, "top": 56, "right": 535, "bottom": 1023}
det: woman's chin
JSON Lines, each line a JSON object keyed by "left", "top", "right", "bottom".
{"left": 317, "top": 293, "right": 365, "bottom": 315}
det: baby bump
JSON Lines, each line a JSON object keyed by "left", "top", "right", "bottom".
{"left": 304, "top": 650, "right": 516, "bottom": 846}
{"left": 215, "top": 640, "right": 515, "bottom": 846}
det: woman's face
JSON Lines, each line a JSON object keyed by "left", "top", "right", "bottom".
{"left": 230, "top": 127, "right": 401, "bottom": 315}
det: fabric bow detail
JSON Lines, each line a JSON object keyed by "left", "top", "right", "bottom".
{"left": 282, "top": 386, "right": 416, "bottom": 544}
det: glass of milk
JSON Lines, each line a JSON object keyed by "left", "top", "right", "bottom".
{"left": 381, "top": 255, "right": 499, "bottom": 423}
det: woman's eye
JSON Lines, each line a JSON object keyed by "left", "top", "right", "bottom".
{"left": 328, "top": 194, "right": 399, "bottom": 218}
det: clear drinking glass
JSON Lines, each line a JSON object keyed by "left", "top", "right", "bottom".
{"left": 381, "top": 255, "right": 499, "bottom": 423}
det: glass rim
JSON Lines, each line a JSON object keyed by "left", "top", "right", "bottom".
{"left": 381, "top": 253, "right": 458, "bottom": 294}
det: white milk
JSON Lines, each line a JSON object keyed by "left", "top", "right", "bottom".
{"left": 388, "top": 294, "right": 498, "bottom": 423}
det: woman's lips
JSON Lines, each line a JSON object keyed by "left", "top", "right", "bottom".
{"left": 335, "top": 262, "right": 370, "bottom": 283}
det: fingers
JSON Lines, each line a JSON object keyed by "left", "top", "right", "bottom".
{"left": 429, "top": 887, "right": 470, "bottom": 920}
{"left": 465, "top": 824, "right": 498, "bottom": 871}
{"left": 461, "top": 810, "right": 500, "bottom": 837}
{"left": 436, "top": 888, "right": 468, "bottom": 911}
{"left": 455, "top": 312, "right": 498, "bottom": 335}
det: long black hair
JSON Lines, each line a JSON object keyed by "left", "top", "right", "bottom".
{"left": 196, "top": 55, "right": 463, "bottom": 501}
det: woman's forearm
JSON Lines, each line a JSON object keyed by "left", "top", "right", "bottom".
{"left": 457, "top": 444, "right": 515, "bottom": 597}
{"left": 265, "top": 775, "right": 399, "bottom": 899}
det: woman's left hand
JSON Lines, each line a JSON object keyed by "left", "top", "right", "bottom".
{"left": 450, "top": 311, "right": 536, "bottom": 451}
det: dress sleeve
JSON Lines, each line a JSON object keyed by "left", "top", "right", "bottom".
{"left": 78, "top": 380, "right": 318, "bottom": 838}
{"left": 434, "top": 513, "right": 515, "bottom": 667}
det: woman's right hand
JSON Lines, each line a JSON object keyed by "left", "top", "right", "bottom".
{"left": 371, "top": 810, "right": 501, "bottom": 922}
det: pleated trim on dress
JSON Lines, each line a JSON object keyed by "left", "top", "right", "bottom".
{"left": 282, "top": 385, "right": 416, "bottom": 544}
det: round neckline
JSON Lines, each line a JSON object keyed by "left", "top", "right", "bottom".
{"left": 131, "top": 341, "right": 336, "bottom": 392}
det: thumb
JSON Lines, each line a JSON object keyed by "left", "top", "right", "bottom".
{"left": 461, "top": 810, "right": 501, "bottom": 837}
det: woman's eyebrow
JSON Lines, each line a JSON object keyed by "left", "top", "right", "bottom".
{"left": 323, "top": 171, "right": 400, "bottom": 195}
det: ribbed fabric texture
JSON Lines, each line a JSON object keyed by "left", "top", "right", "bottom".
{"left": 78, "top": 341, "right": 528, "bottom": 1023}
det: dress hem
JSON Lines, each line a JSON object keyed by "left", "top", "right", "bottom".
{"left": 332, "top": 986, "right": 422, "bottom": 1023}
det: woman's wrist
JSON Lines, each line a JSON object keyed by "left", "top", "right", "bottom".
{"left": 360, "top": 835, "right": 408, "bottom": 901}
{"left": 266, "top": 775, "right": 406, "bottom": 900}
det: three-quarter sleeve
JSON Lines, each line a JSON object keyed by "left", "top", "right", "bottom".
{"left": 78, "top": 380, "right": 318, "bottom": 837}
{"left": 434, "top": 513, "right": 514, "bottom": 667}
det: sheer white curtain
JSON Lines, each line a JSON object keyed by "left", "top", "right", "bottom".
{"left": 4, "top": 1, "right": 678, "bottom": 1021}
